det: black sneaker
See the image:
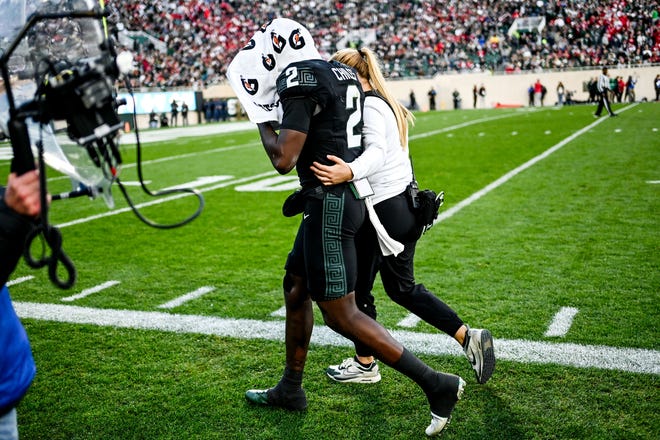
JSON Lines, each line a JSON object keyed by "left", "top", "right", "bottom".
{"left": 245, "top": 387, "right": 307, "bottom": 411}
{"left": 425, "top": 374, "right": 466, "bottom": 436}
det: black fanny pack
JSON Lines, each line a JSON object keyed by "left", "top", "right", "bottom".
{"left": 405, "top": 180, "right": 444, "bottom": 233}
{"left": 282, "top": 186, "right": 324, "bottom": 217}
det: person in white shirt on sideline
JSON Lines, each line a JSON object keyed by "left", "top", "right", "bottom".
{"left": 594, "top": 67, "right": 617, "bottom": 117}
{"left": 310, "top": 47, "right": 495, "bottom": 403}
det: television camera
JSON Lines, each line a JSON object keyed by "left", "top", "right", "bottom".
{"left": 0, "top": 0, "right": 204, "bottom": 288}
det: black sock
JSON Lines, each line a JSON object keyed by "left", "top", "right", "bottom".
{"left": 391, "top": 348, "right": 437, "bottom": 391}
{"left": 276, "top": 366, "right": 303, "bottom": 393}
{"left": 266, "top": 367, "right": 307, "bottom": 410}
{"left": 354, "top": 356, "right": 373, "bottom": 368}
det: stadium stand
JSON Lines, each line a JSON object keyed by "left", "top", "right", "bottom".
{"left": 108, "top": 0, "right": 660, "bottom": 90}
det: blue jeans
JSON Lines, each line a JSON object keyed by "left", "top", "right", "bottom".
{"left": 0, "top": 408, "right": 18, "bottom": 440}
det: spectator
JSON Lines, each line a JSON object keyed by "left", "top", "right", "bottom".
{"left": 204, "top": 100, "right": 214, "bottom": 123}
{"left": 427, "top": 87, "right": 437, "bottom": 111}
{"left": 624, "top": 75, "right": 637, "bottom": 103}
{"left": 541, "top": 83, "right": 547, "bottom": 107}
{"left": 160, "top": 112, "right": 169, "bottom": 128}
{"left": 149, "top": 109, "right": 158, "bottom": 128}
{"left": 181, "top": 102, "right": 189, "bottom": 126}
{"left": 408, "top": 90, "right": 417, "bottom": 111}
{"left": 616, "top": 76, "right": 625, "bottom": 103}
{"left": 587, "top": 78, "right": 599, "bottom": 103}
{"left": 478, "top": 84, "right": 486, "bottom": 108}
{"left": 452, "top": 89, "right": 461, "bottom": 109}
{"left": 566, "top": 89, "right": 574, "bottom": 106}
{"left": 533, "top": 79, "right": 543, "bottom": 107}
{"left": 107, "top": 0, "right": 660, "bottom": 88}
{"left": 556, "top": 81, "right": 565, "bottom": 107}
{"left": 170, "top": 100, "right": 179, "bottom": 127}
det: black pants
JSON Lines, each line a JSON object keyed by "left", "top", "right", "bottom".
{"left": 595, "top": 91, "right": 614, "bottom": 116}
{"left": 353, "top": 192, "right": 463, "bottom": 357}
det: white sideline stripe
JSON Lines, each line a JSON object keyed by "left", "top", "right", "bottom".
{"left": 545, "top": 307, "right": 579, "bottom": 337}
{"left": 13, "top": 301, "right": 660, "bottom": 375}
{"left": 270, "top": 306, "right": 287, "bottom": 317}
{"left": 45, "top": 142, "right": 261, "bottom": 183}
{"left": 397, "top": 313, "right": 422, "bottom": 328}
{"left": 409, "top": 112, "right": 521, "bottom": 140}
{"left": 56, "top": 171, "right": 276, "bottom": 228}
{"left": 433, "top": 104, "right": 638, "bottom": 225}
{"left": 61, "top": 280, "right": 121, "bottom": 302}
{"left": 6, "top": 276, "right": 34, "bottom": 286}
{"left": 157, "top": 286, "right": 216, "bottom": 309}
{"left": 647, "top": 180, "right": 660, "bottom": 184}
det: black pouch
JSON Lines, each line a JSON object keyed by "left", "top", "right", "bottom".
{"left": 406, "top": 180, "right": 444, "bottom": 232}
{"left": 415, "top": 189, "right": 444, "bottom": 231}
{"left": 282, "top": 189, "right": 304, "bottom": 217}
{"left": 282, "top": 187, "right": 323, "bottom": 217}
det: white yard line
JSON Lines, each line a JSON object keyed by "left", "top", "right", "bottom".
{"left": 409, "top": 111, "right": 522, "bottom": 140}
{"left": 397, "top": 313, "right": 422, "bottom": 328}
{"left": 14, "top": 301, "right": 660, "bottom": 375}
{"left": 270, "top": 305, "right": 287, "bottom": 318}
{"left": 61, "top": 280, "right": 121, "bottom": 302}
{"left": 434, "top": 103, "right": 637, "bottom": 224}
{"left": 6, "top": 275, "right": 34, "bottom": 286}
{"left": 56, "top": 171, "right": 276, "bottom": 228}
{"left": 545, "top": 307, "right": 580, "bottom": 337}
{"left": 157, "top": 286, "right": 216, "bottom": 309}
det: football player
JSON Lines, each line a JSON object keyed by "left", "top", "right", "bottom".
{"left": 227, "top": 18, "right": 464, "bottom": 437}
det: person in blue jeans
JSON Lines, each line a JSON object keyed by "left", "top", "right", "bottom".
{"left": 0, "top": 170, "right": 42, "bottom": 440}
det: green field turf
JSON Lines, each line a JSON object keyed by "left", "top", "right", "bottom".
{"left": 2, "top": 101, "right": 659, "bottom": 439}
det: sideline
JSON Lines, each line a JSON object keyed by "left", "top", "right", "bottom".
{"left": 14, "top": 301, "right": 659, "bottom": 375}
{"left": 435, "top": 103, "right": 638, "bottom": 224}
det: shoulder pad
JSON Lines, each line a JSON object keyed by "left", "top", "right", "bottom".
{"left": 277, "top": 62, "right": 319, "bottom": 97}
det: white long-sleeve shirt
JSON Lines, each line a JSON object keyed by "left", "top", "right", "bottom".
{"left": 348, "top": 94, "right": 412, "bottom": 205}
{"left": 597, "top": 72, "right": 610, "bottom": 93}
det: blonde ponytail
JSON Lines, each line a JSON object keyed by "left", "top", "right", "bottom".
{"left": 331, "top": 47, "right": 415, "bottom": 149}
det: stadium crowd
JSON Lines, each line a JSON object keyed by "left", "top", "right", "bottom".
{"left": 108, "top": 0, "right": 660, "bottom": 89}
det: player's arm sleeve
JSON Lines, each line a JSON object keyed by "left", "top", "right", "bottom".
{"left": 279, "top": 96, "right": 315, "bottom": 133}
{"left": 348, "top": 98, "right": 389, "bottom": 180}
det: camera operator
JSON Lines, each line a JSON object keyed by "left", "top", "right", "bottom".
{"left": 0, "top": 169, "right": 43, "bottom": 440}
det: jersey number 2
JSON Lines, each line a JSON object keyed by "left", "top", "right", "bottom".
{"left": 285, "top": 68, "right": 361, "bottom": 148}
{"left": 345, "top": 85, "right": 362, "bottom": 149}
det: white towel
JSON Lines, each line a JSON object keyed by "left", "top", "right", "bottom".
{"left": 364, "top": 197, "right": 405, "bottom": 257}
{"left": 226, "top": 18, "right": 321, "bottom": 124}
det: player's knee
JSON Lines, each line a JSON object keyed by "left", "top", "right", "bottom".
{"left": 283, "top": 272, "right": 295, "bottom": 293}
{"left": 283, "top": 272, "right": 308, "bottom": 305}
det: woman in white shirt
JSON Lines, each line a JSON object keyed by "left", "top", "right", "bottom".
{"left": 311, "top": 48, "right": 495, "bottom": 411}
